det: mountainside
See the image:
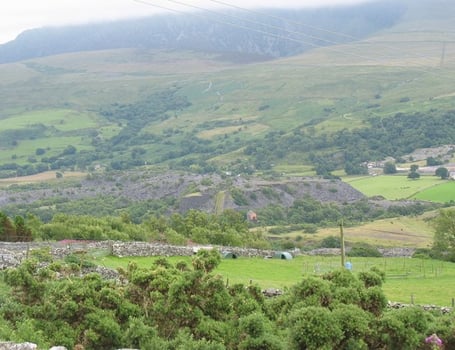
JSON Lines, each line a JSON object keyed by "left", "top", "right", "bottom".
{"left": 0, "top": 2, "right": 404, "bottom": 63}
{"left": 0, "top": 0, "right": 454, "bottom": 220}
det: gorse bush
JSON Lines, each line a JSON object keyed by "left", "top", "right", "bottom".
{"left": 0, "top": 251, "right": 451, "bottom": 349}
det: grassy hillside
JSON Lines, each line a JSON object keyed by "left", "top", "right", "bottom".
{"left": 0, "top": 1, "right": 454, "bottom": 202}
{"left": 1, "top": 47, "right": 453, "bottom": 173}
{"left": 267, "top": 212, "right": 435, "bottom": 248}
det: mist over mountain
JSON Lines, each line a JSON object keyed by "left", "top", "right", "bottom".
{"left": 0, "top": 2, "right": 405, "bottom": 64}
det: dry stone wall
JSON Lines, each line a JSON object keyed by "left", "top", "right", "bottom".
{"left": 0, "top": 241, "right": 416, "bottom": 271}
{"left": 111, "top": 241, "right": 273, "bottom": 258}
{"left": 0, "top": 241, "right": 274, "bottom": 269}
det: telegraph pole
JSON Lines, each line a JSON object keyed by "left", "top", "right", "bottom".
{"left": 340, "top": 219, "right": 345, "bottom": 268}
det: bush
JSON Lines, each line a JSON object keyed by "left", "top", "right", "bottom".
{"left": 230, "top": 188, "right": 249, "bottom": 206}
{"left": 320, "top": 236, "right": 341, "bottom": 248}
{"left": 288, "top": 306, "right": 343, "bottom": 349}
{"left": 358, "top": 270, "right": 384, "bottom": 288}
{"left": 411, "top": 248, "right": 437, "bottom": 259}
{"left": 347, "top": 244, "right": 382, "bottom": 257}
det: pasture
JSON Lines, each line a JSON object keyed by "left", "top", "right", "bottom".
{"left": 345, "top": 174, "right": 450, "bottom": 201}
{"left": 96, "top": 254, "right": 455, "bottom": 307}
{"left": 0, "top": 109, "right": 99, "bottom": 132}
{"left": 414, "top": 181, "right": 455, "bottom": 203}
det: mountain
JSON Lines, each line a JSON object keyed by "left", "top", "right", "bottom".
{"left": 0, "top": 2, "right": 405, "bottom": 64}
{"left": 0, "top": 0, "right": 454, "bottom": 196}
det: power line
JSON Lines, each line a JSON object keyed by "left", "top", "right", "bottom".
{"left": 131, "top": 0, "right": 446, "bottom": 77}
{"left": 205, "top": 0, "right": 450, "bottom": 68}
{"left": 131, "top": 0, "right": 374, "bottom": 61}
{"left": 163, "top": 0, "right": 348, "bottom": 48}
{"left": 131, "top": 0, "right": 328, "bottom": 49}
{"left": 206, "top": 0, "right": 359, "bottom": 42}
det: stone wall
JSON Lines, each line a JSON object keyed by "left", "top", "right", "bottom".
{"left": 0, "top": 241, "right": 274, "bottom": 269}
{"left": 0, "top": 241, "right": 416, "bottom": 271}
{"left": 111, "top": 241, "right": 273, "bottom": 258}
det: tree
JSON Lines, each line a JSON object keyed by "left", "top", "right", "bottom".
{"left": 14, "top": 216, "right": 32, "bottom": 242}
{"left": 407, "top": 171, "right": 420, "bottom": 179}
{"left": 435, "top": 167, "right": 449, "bottom": 179}
{"left": 433, "top": 208, "right": 455, "bottom": 254}
{"left": 62, "top": 145, "right": 77, "bottom": 156}
{"left": 426, "top": 157, "right": 443, "bottom": 166}
{"left": 408, "top": 164, "right": 420, "bottom": 179}
{"left": 383, "top": 162, "right": 397, "bottom": 174}
{"left": 35, "top": 148, "right": 46, "bottom": 156}
{"left": 0, "top": 212, "right": 16, "bottom": 241}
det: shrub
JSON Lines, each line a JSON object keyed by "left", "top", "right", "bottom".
{"left": 287, "top": 306, "right": 343, "bottom": 350}
{"left": 347, "top": 244, "right": 382, "bottom": 257}
{"left": 320, "top": 236, "right": 341, "bottom": 248}
{"left": 230, "top": 188, "right": 249, "bottom": 206}
{"left": 358, "top": 270, "right": 383, "bottom": 288}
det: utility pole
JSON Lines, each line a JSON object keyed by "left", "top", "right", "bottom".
{"left": 340, "top": 220, "right": 345, "bottom": 268}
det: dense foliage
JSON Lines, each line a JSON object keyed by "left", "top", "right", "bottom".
{"left": 432, "top": 208, "right": 455, "bottom": 261}
{"left": 0, "top": 251, "right": 453, "bottom": 349}
{"left": 242, "top": 111, "right": 455, "bottom": 175}
{"left": 0, "top": 210, "right": 270, "bottom": 249}
{"left": 255, "top": 196, "right": 435, "bottom": 227}
{"left": 0, "top": 213, "right": 32, "bottom": 242}
{"left": 1, "top": 99, "right": 454, "bottom": 179}
{"left": 0, "top": 88, "right": 192, "bottom": 178}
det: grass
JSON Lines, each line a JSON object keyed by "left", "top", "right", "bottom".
{"left": 414, "top": 181, "right": 455, "bottom": 203}
{"left": 272, "top": 164, "right": 315, "bottom": 176}
{"left": 95, "top": 254, "right": 455, "bottom": 306}
{"left": 1, "top": 109, "right": 99, "bottom": 131}
{"left": 283, "top": 215, "right": 436, "bottom": 248}
{"left": 0, "top": 136, "right": 94, "bottom": 165}
{"left": 0, "top": 171, "right": 86, "bottom": 187}
{"left": 215, "top": 191, "right": 226, "bottom": 215}
{"left": 266, "top": 209, "right": 438, "bottom": 249}
{"left": 344, "top": 174, "right": 450, "bottom": 200}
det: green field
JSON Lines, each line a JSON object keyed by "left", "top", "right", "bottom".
{"left": 345, "top": 175, "right": 452, "bottom": 201}
{"left": 414, "top": 181, "right": 455, "bottom": 203}
{"left": 0, "top": 109, "right": 99, "bottom": 131}
{"left": 95, "top": 255, "right": 455, "bottom": 307}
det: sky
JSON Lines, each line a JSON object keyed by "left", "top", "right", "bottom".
{"left": 0, "top": 0, "right": 372, "bottom": 44}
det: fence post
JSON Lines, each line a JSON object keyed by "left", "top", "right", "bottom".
{"left": 411, "top": 294, "right": 414, "bottom": 305}
{"left": 452, "top": 298, "right": 454, "bottom": 308}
